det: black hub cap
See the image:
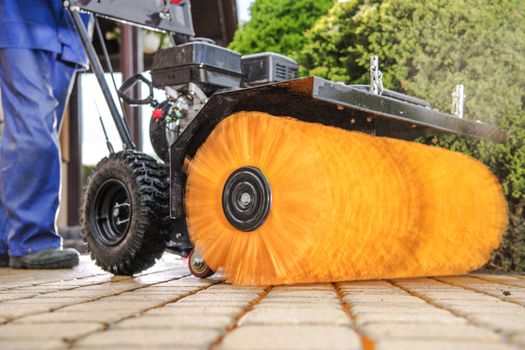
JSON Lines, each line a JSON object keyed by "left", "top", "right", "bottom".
{"left": 222, "top": 167, "right": 272, "bottom": 232}
{"left": 92, "top": 179, "right": 132, "bottom": 246}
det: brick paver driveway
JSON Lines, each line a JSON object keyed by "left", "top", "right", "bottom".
{"left": 0, "top": 255, "right": 524, "bottom": 350}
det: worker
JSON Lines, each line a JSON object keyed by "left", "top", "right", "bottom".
{"left": 0, "top": 1, "right": 89, "bottom": 268}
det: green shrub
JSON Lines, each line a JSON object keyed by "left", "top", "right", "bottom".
{"left": 229, "top": 0, "right": 334, "bottom": 60}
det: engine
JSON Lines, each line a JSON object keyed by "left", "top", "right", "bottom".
{"left": 148, "top": 41, "right": 298, "bottom": 162}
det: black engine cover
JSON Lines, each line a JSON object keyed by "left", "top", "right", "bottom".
{"left": 151, "top": 42, "right": 243, "bottom": 90}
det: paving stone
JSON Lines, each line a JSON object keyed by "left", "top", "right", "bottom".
{"left": 417, "top": 292, "right": 501, "bottom": 301}
{"left": 75, "top": 328, "right": 220, "bottom": 348}
{"left": 147, "top": 277, "right": 213, "bottom": 287}
{"left": 202, "top": 285, "right": 266, "bottom": 294}
{"left": 508, "top": 298, "right": 525, "bottom": 306}
{"left": 272, "top": 284, "right": 333, "bottom": 291}
{"left": 1, "top": 299, "right": 72, "bottom": 306}
{"left": 261, "top": 296, "right": 340, "bottom": 304}
{"left": 350, "top": 305, "right": 451, "bottom": 316}
{"left": 116, "top": 314, "right": 233, "bottom": 330}
{"left": 265, "top": 290, "right": 338, "bottom": 298}
{"left": 41, "top": 290, "right": 118, "bottom": 298}
{"left": 173, "top": 300, "right": 251, "bottom": 308}
{"left": 28, "top": 296, "right": 95, "bottom": 303}
{"left": 218, "top": 325, "right": 361, "bottom": 350}
{"left": 14, "top": 311, "right": 137, "bottom": 324}
{"left": 343, "top": 294, "right": 427, "bottom": 304}
{"left": 338, "top": 289, "right": 408, "bottom": 295}
{"left": 134, "top": 286, "right": 202, "bottom": 292}
{"left": 340, "top": 281, "right": 393, "bottom": 287}
{"left": 0, "top": 292, "right": 40, "bottom": 301}
{"left": 98, "top": 296, "right": 182, "bottom": 305}
{"left": 15, "top": 285, "right": 71, "bottom": 292}
{"left": 471, "top": 273, "right": 524, "bottom": 282}
{"left": 465, "top": 313, "right": 525, "bottom": 333}
{"left": 361, "top": 322, "right": 500, "bottom": 341}
{"left": 119, "top": 290, "right": 194, "bottom": 297}
{"left": 0, "top": 340, "right": 67, "bottom": 350}
{"left": 439, "top": 304, "right": 525, "bottom": 315}
{"left": 338, "top": 285, "right": 401, "bottom": 291}
{"left": 58, "top": 301, "right": 160, "bottom": 312}
{"left": 147, "top": 305, "right": 243, "bottom": 318}
{"left": 182, "top": 292, "right": 259, "bottom": 302}
{"left": 257, "top": 300, "right": 341, "bottom": 309}
{"left": 0, "top": 323, "right": 103, "bottom": 341}
{"left": 511, "top": 333, "right": 525, "bottom": 347}
{"left": 0, "top": 304, "right": 57, "bottom": 319}
{"left": 374, "top": 340, "right": 521, "bottom": 350}
{"left": 240, "top": 307, "right": 351, "bottom": 326}
{"left": 430, "top": 299, "right": 516, "bottom": 307}
{"left": 354, "top": 312, "right": 467, "bottom": 325}
{"left": 73, "top": 346, "right": 201, "bottom": 350}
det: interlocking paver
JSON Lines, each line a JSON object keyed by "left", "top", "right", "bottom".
{"left": 354, "top": 312, "right": 468, "bottom": 326}
{"left": 74, "top": 328, "right": 220, "bottom": 348}
{"left": 218, "top": 325, "right": 361, "bottom": 350}
{"left": 360, "top": 322, "right": 500, "bottom": 340}
{"left": 374, "top": 340, "right": 522, "bottom": 350}
{"left": 115, "top": 314, "right": 233, "bottom": 329}
{"left": 0, "top": 340, "right": 66, "bottom": 350}
{"left": 1, "top": 256, "right": 524, "bottom": 349}
{"left": 14, "top": 310, "right": 136, "bottom": 324}
{"left": 148, "top": 304, "right": 244, "bottom": 317}
{"left": 0, "top": 323, "right": 104, "bottom": 340}
{"left": 240, "top": 306, "right": 352, "bottom": 326}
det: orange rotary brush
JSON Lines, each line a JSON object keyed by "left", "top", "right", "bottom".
{"left": 185, "top": 111, "right": 508, "bottom": 285}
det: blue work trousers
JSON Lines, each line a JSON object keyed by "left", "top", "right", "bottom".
{"left": 0, "top": 48, "right": 77, "bottom": 257}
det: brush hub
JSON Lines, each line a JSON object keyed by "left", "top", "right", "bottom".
{"left": 222, "top": 166, "right": 272, "bottom": 232}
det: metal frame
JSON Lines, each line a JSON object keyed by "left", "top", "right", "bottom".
{"left": 68, "top": 9, "right": 135, "bottom": 150}
{"left": 169, "top": 77, "right": 507, "bottom": 218}
{"left": 66, "top": 0, "right": 195, "bottom": 36}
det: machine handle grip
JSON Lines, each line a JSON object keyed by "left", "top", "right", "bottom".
{"left": 118, "top": 74, "right": 157, "bottom": 106}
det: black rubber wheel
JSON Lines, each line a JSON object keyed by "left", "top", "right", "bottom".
{"left": 81, "top": 151, "right": 170, "bottom": 275}
{"left": 188, "top": 249, "right": 215, "bottom": 278}
{"left": 150, "top": 117, "right": 170, "bottom": 163}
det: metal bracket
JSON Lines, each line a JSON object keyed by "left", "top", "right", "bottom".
{"left": 451, "top": 84, "right": 465, "bottom": 119}
{"left": 370, "top": 56, "right": 384, "bottom": 95}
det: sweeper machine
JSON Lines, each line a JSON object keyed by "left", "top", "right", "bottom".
{"left": 68, "top": 0, "right": 508, "bottom": 285}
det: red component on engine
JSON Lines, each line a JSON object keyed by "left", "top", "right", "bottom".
{"left": 152, "top": 108, "right": 164, "bottom": 120}
{"left": 171, "top": 0, "right": 185, "bottom": 5}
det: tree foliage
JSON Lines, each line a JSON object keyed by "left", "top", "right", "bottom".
{"left": 229, "top": 0, "right": 334, "bottom": 60}
{"left": 300, "top": 0, "right": 525, "bottom": 271}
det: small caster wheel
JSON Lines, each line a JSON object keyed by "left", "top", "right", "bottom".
{"left": 188, "top": 248, "right": 215, "bottom": 278}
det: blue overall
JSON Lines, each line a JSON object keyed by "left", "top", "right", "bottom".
{"left": 0, "top": 1, "right": 88, "bottom": 257}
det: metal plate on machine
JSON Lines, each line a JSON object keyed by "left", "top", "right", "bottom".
{"left": 67, "top": 0, "right": 195, "bottom": 36}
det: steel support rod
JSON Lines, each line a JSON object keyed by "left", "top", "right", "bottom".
{"left": 120, "top": 25, "right": 143, "bottom": 150}
{"left": 68, "top": 10, "right": 135, "bottom": 150}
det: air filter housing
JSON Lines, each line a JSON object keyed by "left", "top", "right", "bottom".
{"left": 241, "top": 53, "right": 298, "bottom": 87}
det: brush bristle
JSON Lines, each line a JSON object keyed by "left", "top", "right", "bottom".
{"left": 185, "top": 112, "right": 508, "bottom": 285}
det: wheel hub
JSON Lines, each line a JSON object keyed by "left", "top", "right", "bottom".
{"left": 92, "top": 179, "right": 132, "bottom": 246}
{"left": 222, "top": 166, "right": 272, "bottom": 232}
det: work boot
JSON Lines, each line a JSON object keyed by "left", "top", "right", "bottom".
{"left": 9, "top": 248, "right": 79, "bottom": 269}
{"left": 0, "top": 255, "right": 8, "bottom": 267}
